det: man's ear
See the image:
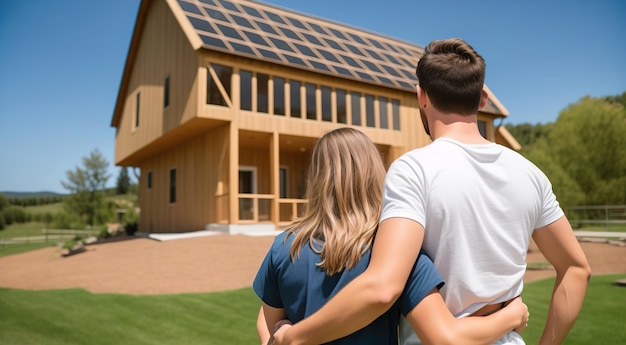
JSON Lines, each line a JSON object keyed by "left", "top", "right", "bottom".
{"left": 479, "top": 88, "right": 488, "bottom": 109}
{"left": 416, "top": 85, "right": 427, "bottom": 108}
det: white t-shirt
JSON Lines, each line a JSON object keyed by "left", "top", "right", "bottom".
{"left": 381, "top": 138, "right": 563, "bottom": 342}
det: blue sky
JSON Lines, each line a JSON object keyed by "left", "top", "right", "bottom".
{"left": 0, "top": 0, "right": 624, "bottom": 194}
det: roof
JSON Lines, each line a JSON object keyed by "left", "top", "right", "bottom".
{"left": 112, "top": 0, "right": 507, "bottom": 127}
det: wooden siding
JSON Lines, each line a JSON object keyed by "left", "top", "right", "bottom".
{"left": 115, "top": 0, "right": 199, "bottom": 166}
{"left": 138, "top": 123, "right": 230, "bottom": 233}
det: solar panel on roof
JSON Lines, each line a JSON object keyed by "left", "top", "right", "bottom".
{"left": 309, "top": 60, "right": 330, "bottom": 72}
{"left": 381, "top": 65, "right": 401, "bottom": 77}
{"left": 179, "top": 0, "right": 202, "bottom": 15}
{"left": 269, "top": 37, "right": 294, "bottom": 52}
{"left": 384, "top": 53, "right": 400, "bottom": 65}
{"left": 361, "top": 60, "right": 381, "bottom": 73}
{"left": 188, "top": 16, "right": 216, "bottom": 34}
{"left": 179, "top": 0, "right": 502, "bottom": 101}
{"left": 340, "top": 55, "right": 361, "bottom": 68}
{"left": 242, "top": 30, "right": 269, "bottom": 46}
{"left": 219, "top": 0, "right": 239, "bottom": 12}
{"left": 365, "top": 49, "right": 382, "bottom": 61}
{"left": 264, "top": 11, "right": 286, "bottom": 24}
{"left": 241, "top": 4, "right": 262, "bottom": 18}
{"left": 356, "top": 71, "right": 374, "bottom": 81}
{"left": 200, "top": 34, "right": 228, "bottom": 49}
{"left": 231, "top": 14, "right": 253, "bottom": 29}
{"left": 284, "top": 55, "right": 307, "bottom": 66}
{"left": 294, "top": 43, "right": 317, "bottom": 58}
{"left": 205, "top": 8, "right": 230, "bottom": 23}
{"left": 333, "top": 66, "right": 353, "bottom": 77}
{"left": 376, "top": 76, "right": 394, "bottom": 86}
{"left": 348, "top": 33, "right": 367, "bottom": 45}
{"left": 279, "top": 27, "right": 301, "bottom": 41}
{"left": 286, "top": 17, "right": 307, "bottom": 30}
{"left": 317, "top": 49, "right": 340, "bottom": 63}
{"left": 401, "top": 69, "right": 417, "bottom": 81}
{"left": 323, "top": 38, "right": 343, "bottom": 51}
{"left": 257, "top": 48, "right": 282, "bottom": 61}
{"left": 308, "top": 22, "right": 327, "bottom": 35}
{"left": 302, "top": 33, "right": 323, "bottom": 46}
{"left": 216, "top": 23, "right": 243, "bottom": 40}
{"left": 255, "top": 21, "right": 278, "bottom": 35}
{"left": 328, "top": 28, "right": 347, "bottom": 40}
{"left": 230, "top": 41, "right": 255, "bottom": 54}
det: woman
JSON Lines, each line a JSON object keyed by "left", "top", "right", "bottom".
{"left": 253, "top": 127, "right": 528, "bottom": 344}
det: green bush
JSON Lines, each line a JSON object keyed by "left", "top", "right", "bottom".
{"left": 0, "top": 211, "right": 4, "bottom": 230}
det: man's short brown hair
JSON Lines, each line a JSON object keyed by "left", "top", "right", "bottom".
{"left": 416, "top": 38, "right": 485, "bottom": 115}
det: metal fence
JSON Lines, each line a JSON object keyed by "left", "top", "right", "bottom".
{"left": 565, "top": 205, "right": 626, "bottom": 231}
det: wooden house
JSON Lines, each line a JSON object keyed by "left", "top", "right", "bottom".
{"left": 111, "top": 0, "right": 520, "bottom": 233}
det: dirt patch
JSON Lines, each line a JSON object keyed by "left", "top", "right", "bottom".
{"left": 0, "top": 235, "right": 623, "bottom": 294}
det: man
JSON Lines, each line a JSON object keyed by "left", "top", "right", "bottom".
{"left": 273, "top": 38, "right": 590, "bottom": 345}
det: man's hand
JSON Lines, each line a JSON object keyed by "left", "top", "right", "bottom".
{"left": 507, "top": 297, "right": 529, "bottom": 334}
{"left": 271, "top": 320, "right": 293, "bottom": 345}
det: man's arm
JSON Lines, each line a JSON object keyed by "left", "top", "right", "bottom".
{"left": 406, "top": 290, "right": 528, "bottom": 345}
{"left": 532, "top": 216, "right": 591, "bottom": 345}
{"left": 273, "top": 218, "right": 424, "bottom": 345}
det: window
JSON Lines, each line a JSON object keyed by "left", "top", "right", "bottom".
{"left": 207, "top": 64, "right": 232, "bottom": 106}
{"left": 321, "top": 86, "right": 331, "bottom": 122}
{"left": 379, "top": 96, "right": 388, "bottom": 129}
{"left": 257, "top": 73, "right": 269, "bottom": 113}
{"left": 351, "top": 92, "right": 361, "bottom": 126}
{"left": 279, "top": 167, "right": 288, "bottom": 198}
{"left": 305, "top": 83, "right": 316, "bottom": 120}
{"left": 164, "top": 76, "right": 170, "bottom": 108}
{"left": 135, "top": 92, "right": 140, "bottom": 128}
{"left": 478, "top": 120, "right": 487, "bottom": 138}
{"left": 392, "top": 99, "right": 401, "bottom": 130}
{"left": 289, "top": 80, "right": 301, "bottom": 118}
{"left": 336, "top": 89, "right": 347, "bottom": 124}
{"left": 365, "top": 94, "right": 375, "bottom": 127}
{"left": 274, "top": 77, "right": 285, "bottom": 116}
{"left": 240, "top": 70, "right": 252, "bottom": 111}
{"left": 147, "top": 171, "right": 152, "bottom": 190}
{"left": 169, "top": 168, "right": 176, "bottom": 204}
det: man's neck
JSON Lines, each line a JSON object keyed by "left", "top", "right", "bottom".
{"left": 429, "top": 113, "right": 491, "bottom": 145}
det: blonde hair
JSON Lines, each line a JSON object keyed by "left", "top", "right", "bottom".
{"left": 287, "top": 127, "right": 386, "bottom": 275}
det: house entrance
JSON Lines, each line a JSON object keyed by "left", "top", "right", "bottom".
{"left": 238, "top": 166, "right": 257, "bottom": 220}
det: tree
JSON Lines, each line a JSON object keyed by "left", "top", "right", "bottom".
{"left": 61, "top": 148, "right": 111, "bottom": 226}
{"left": 548, "top": 96, "right": 626, "bottom": 205}
{"left": 116, "top": 167, "right": 131, "bottom": 195}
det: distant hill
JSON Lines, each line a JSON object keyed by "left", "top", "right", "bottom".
{"left": 0, "top": 191, "right": 66, "bottom": 198}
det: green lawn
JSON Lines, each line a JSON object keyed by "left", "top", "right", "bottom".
{"left": 0, "top": 274, "right": 623, "bottom": 344}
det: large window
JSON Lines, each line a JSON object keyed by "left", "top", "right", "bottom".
{"left": 169, "top": 168, "right": 176, "bottom": 204}
{"left": 305, "top": 83, "right": 316, "bottom": 120}
{"left": 207, "top": 64, "right": 232, "bottom": 106}
{"left": 351, "top": 92, "right": 361, "bottom": 126}
{"left": 240, "top": 70, "right": 252, "bottom": 111}
{"left": 257, "top": 73, "right": 269, "bottom": 113}
{"left": 336, "top": 89, "right": 347, "bottom": 124}
{"left": 379, "top": 96, "right": 388, "bottom": 129}
{"left": 478, "top": 120, "right": 487, "bottom": 138}
{"left": 365, "top": 94, "right": 375, "bottom": 127}
{"left": 289, "top": 80, "right": 301, "bottom": 118}
{"left": 321, "top": 86, "right": 332, "bottom": 122}
{"left": 392, "top": 99, "right": 400, "bottom": 130}
{"left": 274, "top": 77, "right": 285, "bottom": 115}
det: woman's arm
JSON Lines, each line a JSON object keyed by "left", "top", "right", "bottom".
{"left": 274, "top": 218, "right": 424, "bottom": 345}
{"left": 406, "top": 289, "right": 528, "bottom": 345}
{"left": 257, "top": 304, "right": 287, "bottom": 345}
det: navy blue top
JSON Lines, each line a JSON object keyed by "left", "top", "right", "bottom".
{"left": 253, "top": 231, "right": 444, "bottom": 344}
